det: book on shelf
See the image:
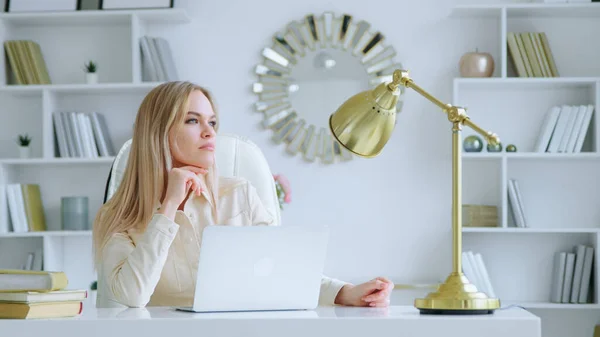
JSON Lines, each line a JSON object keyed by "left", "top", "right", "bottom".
{"left": 507, "top": 178, "right": 528, "bottom": 228}
{"left": 52, "top": 111, "right": 115, "bottom": 158}
{"left": 462, "top": 250, "right": 496, "bottom": 298}
{"left": 3, "top": 40, "right": 52, "bottom": 85}
{"left": 534, "top": 105, "right": 594, "bottom": 153}
{"left": 0, "top": 269, "right": 85, "bottom": 319}
{"left": 550, "top": 245, "right": 594, "bottom": 304}
{"left": 3, "top": 183, "right": 47, "bottom": 234}
{"left": 507, "top": 32, "right": 558, "bottom": 78}
{"left": 140, "top": 35, "right": 179, "bottom": 82}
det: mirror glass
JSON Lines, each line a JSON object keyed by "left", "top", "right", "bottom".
{"left": 252, "top": 12, "right": 402, "bottom": 164}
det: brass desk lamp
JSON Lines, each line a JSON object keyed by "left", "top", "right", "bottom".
{"left": 329, "top": 69, "right": 501, "bottom": 315}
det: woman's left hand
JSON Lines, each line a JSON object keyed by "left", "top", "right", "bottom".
{"left": 335, "top": 277, "right": 394, "bottom": 307}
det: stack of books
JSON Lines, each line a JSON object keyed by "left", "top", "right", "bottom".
{"left": 3, "top": 40, "right": 52, "bottom": 85}
{"left": 462, "top": 250, "right": 496, "bottom": 298}
{"left": 2, "top": 183, "right": 46, "bottom": 234}
{"left": 534, "top": 105, "right": 594, "bottom": 153}
{"left": 139, "top": 35, "right": 179, "bottom": 82}
{"left": 550, "top": 245, "right": 595, "bottom": 304}
{"left": 507, "top": 32, "right": 558, "bottom": 77}
{"left": 0, "top": 269, "right": 86, "bottom": 319}
{"left": 52, "top": 111, "right": 115, "bottom": 158}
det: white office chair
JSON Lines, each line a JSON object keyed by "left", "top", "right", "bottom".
{"left": 97, "top": 133, "right": 281, "bottom": 308}
{"left": 103, "top": 133, "right": 281, "bottom": 226}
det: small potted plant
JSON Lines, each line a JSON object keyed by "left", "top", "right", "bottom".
{"left": 84, "top": 60, "right": 98, "bottom": 84}
{"left": 16, "top": 133, "right": 31, "bottom": 158}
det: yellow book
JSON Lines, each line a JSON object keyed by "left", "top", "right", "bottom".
{"left": 514, "top": 33, "right": 533, "bottom": 77}
{"left": 539, "top": 32, "right": 559, "bottom": 77}
{"left": 0, "top": 289, "right": 87, "bottom": 303}
{"left": 20, "top": 184, "right": 46, "bottom": 232}
{"left": 24, "top": 41, "right": 41, "bottom": 84}
{"left": 0, "top": 301, "right": 82, "bottom": 319}
{"left": 33, "top": 42, "right": 52, "bottom": 84}
{"left": 4, "top": 41, "right": 24, "bottom": 84}
{"left": 0, "top": 270, "right": 68, "bottom": 293}
{"left": 15, "top": 41, "right": 35, "bottom": 84}
{"left": 520, "top": 32, "right": 543, "bottom": 77}
{"left": 507, "top": 32, "right": 527, "bottom": 77}
{"left": 594, "top": 325, "right": 600, "bottom": 337}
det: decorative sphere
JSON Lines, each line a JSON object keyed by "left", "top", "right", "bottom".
{"left": 506, "top": 144, "right": 517, "bottom": 152}
{"left": 487, "top": 142, "right": 503, "bottom": 152}
{"left": 459, "top": 48, "right": 495, "bottom": 78}
{"left": 463, "top": 135, "right": 483, "bottom": 152}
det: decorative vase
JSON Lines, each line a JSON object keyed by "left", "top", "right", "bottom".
{"left": 85, "top": 72, "right": 98, "bottom": 84}
{"left": 506, "top": 144, "right": 517, "bottom": 152}
{"left": 89, "top": 290, "right": 97, "bottom": 307}
{"left": 487, "top": 142, "right": 503, "bottom": 152}
{"left": 19, "top": 146, "right": 30, "bottom": 158}
{"left": 459, "top": 48, "right": 495, "bottom": 78}
{"left": 463, "top": 135, "right": 483, "bottom": 152}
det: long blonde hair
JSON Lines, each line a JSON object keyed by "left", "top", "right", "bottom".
{"left": 92, "top": 81, "right": 220, "bottom": 265}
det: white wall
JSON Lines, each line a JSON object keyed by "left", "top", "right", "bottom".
{"left": 147, "top": 0, "right": 516, "bottom": 290}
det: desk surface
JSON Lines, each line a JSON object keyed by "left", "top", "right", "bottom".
{"left": 4, "top": 305, "right": 541, "bottom": 337}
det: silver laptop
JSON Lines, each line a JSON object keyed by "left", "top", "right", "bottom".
{"left": 175, "top": 225, "right": 329, "bottom": 313}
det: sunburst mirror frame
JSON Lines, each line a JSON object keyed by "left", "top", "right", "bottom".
{"left": 252, "top": 12, "right": 404, "bottom": 164}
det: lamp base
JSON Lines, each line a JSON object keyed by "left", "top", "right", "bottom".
{"left": 414, "top": 272, "right": 500, "bottom": 315}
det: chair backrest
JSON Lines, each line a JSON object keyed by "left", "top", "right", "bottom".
{"left": 103, "top": 133, "right": 281, "bottom": 225}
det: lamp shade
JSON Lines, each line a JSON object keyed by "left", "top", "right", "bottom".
{"left": 329, "top": 81, "right": 401, "bottom": 157}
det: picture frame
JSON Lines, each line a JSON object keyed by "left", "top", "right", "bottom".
{"left": 4, "top": 0, "right": 79, "bottom": 12}
{"left": 99, "top": 0, "right": 173, "bottom": 10}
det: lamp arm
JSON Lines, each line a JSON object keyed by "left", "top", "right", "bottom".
{"left": 390, "top": 70, "right": 499, "bottom": 145}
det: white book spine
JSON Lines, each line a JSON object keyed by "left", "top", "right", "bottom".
{"left": 550, "top": 252, "right": 567, "bottom": 303}
{"left": 512, "top": 179, "right": 528, "bottom": 228}
{"left": 558, "top": 106, "right": 578, "bottom": 153}
{"left": 561, "top": 253, "right": 576, "bottom": 303}
{"left": 570, "top": 245, "right": 587, "bottom": 302}
{"left": 565, "top": 106, "right": 586, "bottom": 153}
{"left": 534, "top": 106, "right": 560, "bottom": 153}
{"left": 578, "top": 246, "right": 594, "bottom": 303}
{"left": 547, "top": 105, "right": 571, "bottom": 153}
{"left": 574, "top": 105, "right": 594, "bottom": 153}
{"left": 474, "top": 253, "right": 496, "bottom": 298}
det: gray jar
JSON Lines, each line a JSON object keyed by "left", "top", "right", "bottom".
{"left": 61, "top": 196, "right": 89, "bottom": 231}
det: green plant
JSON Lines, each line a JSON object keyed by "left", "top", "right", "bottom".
{"left": 90, "top": 280, "right": 97, "bottom": 290}
{"left": 17, "top": 134, "right": 31, "bottom": 146}
{"left": 84, "top": 60, "right": 97, "bottom": 73}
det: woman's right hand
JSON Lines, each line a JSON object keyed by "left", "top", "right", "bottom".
{"left": 158, "top": 165, "right": 207, "bottom": 220}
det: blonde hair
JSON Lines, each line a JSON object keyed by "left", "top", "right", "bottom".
{"left": 92, "top": 81, "right": 220, "bottom": 265}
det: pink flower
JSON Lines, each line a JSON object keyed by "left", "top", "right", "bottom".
{"left": 273, "top": 174, "right": 291, "bottom": 204}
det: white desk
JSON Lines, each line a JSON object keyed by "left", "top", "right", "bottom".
{"left": 2, "top": 305, "right": 541, "bottom": 337}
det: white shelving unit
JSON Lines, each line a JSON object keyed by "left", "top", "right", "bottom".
{"left": 0, "top": 8, "right": 188, "bottom": 292}
{"left": 453, "top": 3, "right": 600, "bottom": 337}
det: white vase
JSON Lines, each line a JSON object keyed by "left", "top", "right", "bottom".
{"left": 19, "top": 146, "right": 30, "bottom": 159}
{"left": 88, "top": 290, "right": 97, "bottom": 308}
{"left": 85, "top": 72, "right": 98, "bottom": 84}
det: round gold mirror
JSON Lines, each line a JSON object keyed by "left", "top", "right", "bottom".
{"left": 252, "top": 12, "right": 404, "bottom": 164}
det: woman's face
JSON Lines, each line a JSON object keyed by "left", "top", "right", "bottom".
{"left": 170, "top": 90, "right": 217, "bottom": 169}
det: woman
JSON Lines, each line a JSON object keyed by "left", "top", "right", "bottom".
{"left": 92, "top": 81, "right": 394, "bottom": 309}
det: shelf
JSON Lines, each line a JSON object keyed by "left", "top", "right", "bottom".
{"left": 454, "top": 77, "right": 598, "bottom": 89}
{"left": 463, "top": 227, "right": 600, "bottom": 234}
{"left": 0, "top": 230, "right": 91, "bottom": 238}
{"left": 0, "top": 157, "right": 115, "bottom": 165}
{"left": 462, "top": 153, "right": 600, "bottom": 160}
{"left": 505, "top": 302, "right": 600, "bottom": 310}
{"left": 453, "top": 3, "right": 600, "bottom": 18}
{"left": 0, "top": 8, "right": 189, "bottom": 26}
{"left": 0, "top": 82, "right": 163, "bottom": 94}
